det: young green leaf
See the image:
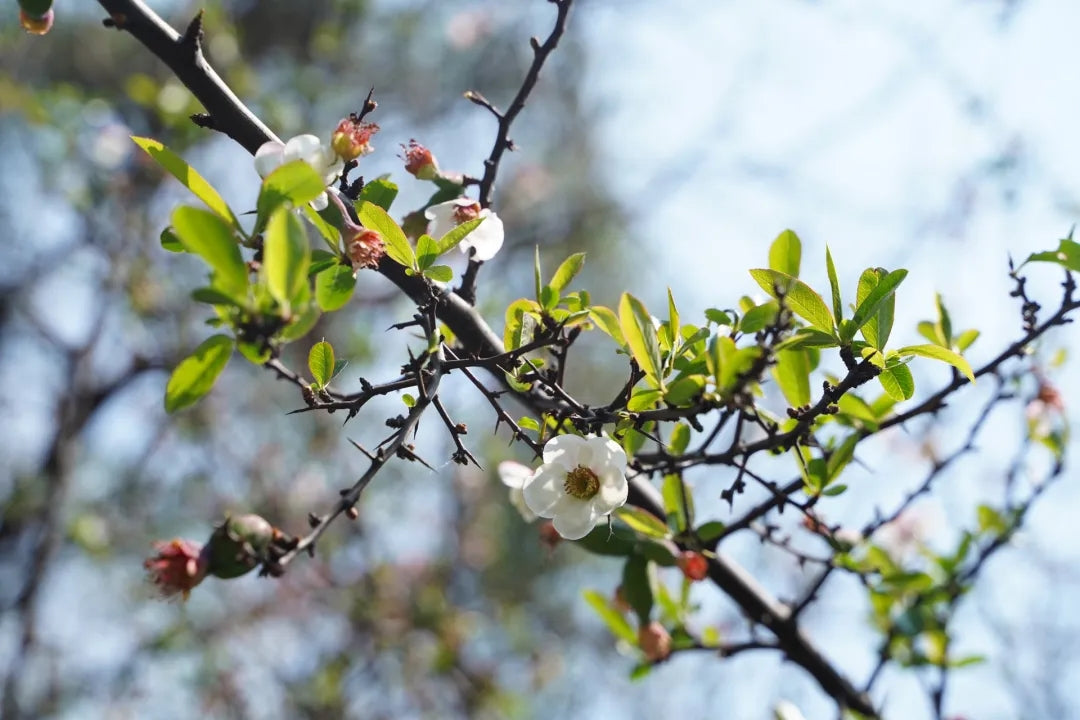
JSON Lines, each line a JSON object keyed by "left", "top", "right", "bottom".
{"left": 549, "top": 252, "right": 587, "bottom": 294}
{"left": 878, "top": 362, "right": 915, "bottom": 401}
{"left": 358, "top": 201, "right": 414, "bottom": 269}
{"left": 255, "top": 159, "right": 325, "bottom": 233}
{"left": 132, "top": 137, "right": 239, "bottom": 228}
{"left": 825, "top": 245, "right": 842, "bottom": 322}
{"left": 667, "top": 288, "right": 680, "bottom": 349}
{"left": 308, "top": 340, "right": 335, "bottom": 388}
{"left": 1023, "top": 238, "right": 1080, "bottom": 272}
{"left": 164, "top": 335, "right": 233, "bottom": 413}
{"left": 739, "top": 301, "right": 779, "bottom": 333}
{"left": 160, "top": 227, "right": 184, "bottom": 253}
{"left": 773, "top": 348, "right": 812, "bottom": 407}
{"left": 934, "top": 293, "right": 953, "bottom": 347}
{"left": 416, "top": 233, "right": 438, "bottom": 270}
{"left": 848, "top": 268, "right": 907, "bottom": 345}
{"left": 768, "top": 229, "right": 802, "bottom": 278}
{"left": 896, "top": 344, "right": 976, "bottom": 383}
{"left": 615, "top": 507, "right": 671, "bottom": 539}
{"left": 423, "top": 265, "right": 453, "bottom": 283}
{"left": 669, "top": 422, "right": 691, "bottom": 455}
{"left": 583, "top": 589, "right": 638, "bottom": 644}
{"left": 749, "top": 269, "right": 835, "bottom": 333}
{"left": 590, "top": 306, "right": 626, "bottom": 346}
{"left": 504, "top": 298, "right": 540, "bottom": 351}
{"left": 357, "top": 177, "right": 399, "bottom": 211}
{"left": 533, "top": 246, "right": 543, "bottom": 303}
{"left": 664, "top": 375, "right": 706, "bottom": 405}
{"left": 434, "top": 216, "right": 483, "bottom": 255}
{"left": 314, "top": 264, "right": 356, "bottom": 311}
{"left": 263, "top": 208, "right": 311, "bottom": 310}
{"left": 619, "top": 293, "right": 663, "bottom": 387}
{"left": 170, "top": 206, "right": 248, "bottom": 303}
{"left": 661, "top": 474, "right": 694, "bottom": 532}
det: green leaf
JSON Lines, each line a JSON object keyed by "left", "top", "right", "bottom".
{"left": 666, "top": 288, "right": 680, "bottom": 351}
{"left": 775, "top": 328, "right": 840, "bottom": 351}
{"left": 627, "top": 387, "right": 663, "bottom": 412}
{"left": 622, "top": 555, "right": 654, "bottom": 624}
{"left": 160, "top": 227, "right": 184, "bottom": 252}
{"left": 504, "top": 298, "right": 540, "bottom": 351}
{"left": 739, "top": 301, "right": 779, "bottom": 333}
{"left": 314, "top": 264, "right": 356, "bottom": 312}
{"left": 878, "top": 362, "right": 915, "bottom": 401}
{"left": 330, "top": 359, "right": 349, "bottom": 380}
{"left": 358, "top": 201, "right": 414, "bottom": 269}
{"left": 826, "top": 434, "right": 858, "bottom": 482}
{"left": 664, "top": 374, "right": 705, "bottom": 405}
{"left": 669, "top": 423, "right": 691, "bottom": 455}
{"left": 280, "top": 302, "right": 321, "bottom": 343}
{"left": 533, "top": 246, "right": 543, "bottom": 303}
{"left": 423, "top": 265, "right": 453, "bottom": 283}
{"left": 170, "top": 206, "right": 248, "bottom": 303}
{"left": 303, "top": 205, "right": 341, "bottom": 252}
{"left": 661, "top": 474, "right": 693, "bottom": 532}
{"left": 518, "top": 416, "right": 540, "bottom": 432}
{"left": 705, "top": 308, "right": 732, "bottom": 326}
{"left": 164, "top": 335, "right": 233, "bottom": 413}
{"left": 896, "top": 344, "right": 976, "bottom": 383}
{"left": 955, "top": 329, "right": 980, "bottom": 352}
{"left": 615, "top": 506, "right": 671, "bottom": 539}
{"left": 191, "top": 287, "right": 240, "bottom": 307}
{"left": 1024, "top": 238, "right": 1080, "bottom": 272}
{"left": 935, "top": 293, "right": 953, "bottom": 347}
{"left": 619, "top": 293, "right": 663, "bottom": 387}
{"left": 308, "top": 341, "right": 335, "bottom": 388}
{"left": 416, "top": 234, "right": 438, "bottom": 270}
{"left": 769, "top": 229, "right": 802, "bottom": 277}
{"left": 255, "top": 159, "right": 326, "bottom": 233}
{"left": 263, "top": 208, "right": 310, "bottom": 310}
{"left": 549, "top": 252, "right": 587, "bottom": 294}
{"left": 826, "top": 245, "right": 842, "bottom": 322}
{"left": 583, "top": 589, "right": 637, "bottom": 644}
{"left": 848, "top": 268, "right": 907, "bottom": 346}
{"left": 577, "top": 524, "right": 638, "bottom": 557}
{"left": 132, "top": 137, "right": 239, "bottom": 228}
{"left": 773, "top": 349, "right": 812, "bottom": 407}
{"left": 590, "top": 306, "right": 626, "bottom": 346}
{"left": 435, "top": 216, "right": 483, "bottom": 255}
{"left": 696, "top": 521, "right": 725, "bottom": 543}
{"left": 749, "top": 269, "right": 835, "bottom": 333}
{"left": 357, "top": 177, "right": 399, "bottom": 211}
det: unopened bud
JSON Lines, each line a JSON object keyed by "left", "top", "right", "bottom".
{"left": 331, "top": 117, "right": 379, "bottom": 161}
{"left": 20, "top": 7, "right": 54, "bottom": 35}
{"left": 401, "top": 140, "right": 439, "bottom": 180}
{"left": 676, "top": 551, "right": 708, "bottom": 581}
{"left": 638, "top": 621, "right": 672, "bottom": 662}
{"left": 204, "top": 513, "right": 278, "bottom": 579}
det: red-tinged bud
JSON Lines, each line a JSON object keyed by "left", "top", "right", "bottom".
{"left": 1037, "top": 381, "right": 1065, "bottom": 412}
{"left": 327, "top": 191, "right": 385, "bottom": 270}
{"left": 330, "top": 117, "right": 379, "bottom": 161}
{"left": 204, "top": 513, "right": 279, "bottom": 580}
{"left": 401, "top": 139, "right": 439, "bottom": 180}
{"left": 538, "top": 520, "right": 562, "bottom": 551}
{"left": 144, "top": 539, "right": 208, "bottom": 600}
{"left": 676, "top": 551, "right": 708, "bottom": 581}
{"left": 638, "top": 621, "right": 672, "bottom": 662}
{"left": 20, "top": 8, "right": 53, "bottom": 34}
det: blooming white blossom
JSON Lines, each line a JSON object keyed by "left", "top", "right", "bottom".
{"left": 774, "top": 701, "right": 808, "bottom": 720}
{"left": 254, "top": 134, "right": 343, "bottom": 211}
{"left": 522, "top": 434, "right": 628, "bottom": 540}
{"left": 498, "top": 461, "right": 538, "bottom": 523}
{"left": 424, "top": 198, "right": 504, "bottom": 261}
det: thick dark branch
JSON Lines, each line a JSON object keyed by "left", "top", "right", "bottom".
{"left": 98, "top": 0, "right": 279, "bottom": 153}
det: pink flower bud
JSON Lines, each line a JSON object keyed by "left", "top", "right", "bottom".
{"left": 144, "top": 539, "right": 208, "bottom": 600}
{"left": 638, "top": 621, "right": 672, "bottom": 662}
{"left": 20, "top": 8, "right": 53, "bottom": 35}
{"left": 330, "top": 117, "right": 379, "bottom": 161}
{"left": 328, "top": 191, "right": 385, "bottom": 271}
{"left": 401, "top": 140, "right": 439, "bottom": 180}
{"left": 676, "top": 551, "right": 709, "bottom": 581}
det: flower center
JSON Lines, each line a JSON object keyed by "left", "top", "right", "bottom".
{"left": 563, "top": 465, "right": 600, "bottom": 500}
{"left": 453, "top": 202, "right": 482, "bottom": 224}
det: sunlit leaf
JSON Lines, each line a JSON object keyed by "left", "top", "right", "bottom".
{"left": 358, "top": 201, "right": 414, "bottom": 269}
{"left": 164, "top": 334, "right": 233, "bottom": 413}
{"left": 263, "top": 208, "right": 310, "bottom": 310}
{"left": 170, "top": 206, "right": 248, "bottom": 303}
{"left": 768, "top": 229, "right": 802, "bottom": 278}
{"left": 308, "top": 341, "right": 335, "bottom": 388}
{"left": 749, "top": 268, "right": 834, "bottom": 333}
{"left": 132, "top": 136, "right": 239, "bottom": 228}
{"left": 314, "top": 264, "right": 356, "bottom": 311}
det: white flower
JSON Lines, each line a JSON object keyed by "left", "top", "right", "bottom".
{"left": 254, "top": 134, "right": 343, "bottom": 211}
{"left": 522, "top": 435, "right": 628, "bottom": 540}
{"left": 498, "top": 461, "right": 538, "bottom": 523}
{"left": 424, "top": 198, "right": 504, "bottom": 261}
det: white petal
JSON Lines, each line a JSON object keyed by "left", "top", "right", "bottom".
{"left": 498, "top": 460, "right": 533, "bottom": 489}
{"left": 310, "top": 192, "right": 329, "bottom": 211}
{"left": 592, "top": 471, "right": 629, "bottom": 515}
{"left": 424, "top": 201, "right": 459, "bottom": 239}
{"left": 460, "top": 211, "right": 504, "bottom": 261}
{"left": 283, "top": 134, "right": 324, "bottom": 164}
{"left": 541, "top": 434, "right": 589, "bottom": 472}
{"left": 522, "top": 464, "right": 567, "bottom": 517}
{"left": 254, "top": 141, "right": 285, "bottom": 178}
{"left": 552, "top": 500, "right": 599, "bottom": 540}
{"left": 508, "top": 487, "right": 538, "bottom": 523}
{"left": 586, "top": 435, "right": 628, "bottom": 475}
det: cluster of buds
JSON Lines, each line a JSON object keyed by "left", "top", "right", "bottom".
{"left": 19, "top": 0, "right": 54, "bottom": 34}
{"left": 144, "top": 513, "right": 289, "bottom": 600}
